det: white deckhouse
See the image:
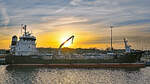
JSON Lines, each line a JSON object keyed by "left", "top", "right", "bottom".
{"left": 10, "top": 25, "right": 38, "bottom": 56}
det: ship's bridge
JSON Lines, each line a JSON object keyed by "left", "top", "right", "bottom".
{"left": 19, "top": 35, "right": 36, "bottom": 41}
{"left": 20, "top": 30, "right": 36, "bottom": 41}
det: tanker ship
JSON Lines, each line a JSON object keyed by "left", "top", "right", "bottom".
{"left": 5, "top": 25, "right": 144, "bottom": 65}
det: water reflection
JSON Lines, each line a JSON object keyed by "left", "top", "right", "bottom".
{"left": 0, "top": 65, "right": 150, "bottom": 84}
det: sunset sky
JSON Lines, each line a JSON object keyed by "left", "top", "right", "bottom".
{"left": 0, "top": 0, "right": 150, "bottom": 50}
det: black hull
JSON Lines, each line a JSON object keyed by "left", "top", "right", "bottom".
{"left": 114, "top": 51, "right": 143, "bottom": 63}
{"left": 5, "top": 51, "right": 143, "bottom": 64}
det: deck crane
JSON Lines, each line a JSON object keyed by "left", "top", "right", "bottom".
{"left": 58, "top": 35, "right": 74, "bottom": 55}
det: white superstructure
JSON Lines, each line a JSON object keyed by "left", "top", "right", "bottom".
{"left": 124, "top": 38, "right": 131, "bottom": 53}
{"left": 10, "top": 25, "right": 38, "bottom": 56}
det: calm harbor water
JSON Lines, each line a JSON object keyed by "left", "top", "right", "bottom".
{"left": 0, "top": 65, "right": 150, "bottom": 84}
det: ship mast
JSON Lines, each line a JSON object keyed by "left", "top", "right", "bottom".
{"left": 21, "top": 24, "right": 27, "bottom": 36}
{"left": 110, "top": 26, "right": 113, "bottom": 52}
{"left": 24, "top": 25, "right": 27, "bottom": 35}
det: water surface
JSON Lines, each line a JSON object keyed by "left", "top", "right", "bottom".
{"left": 0, "top": 65, "right": 150, "bottom": 84}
